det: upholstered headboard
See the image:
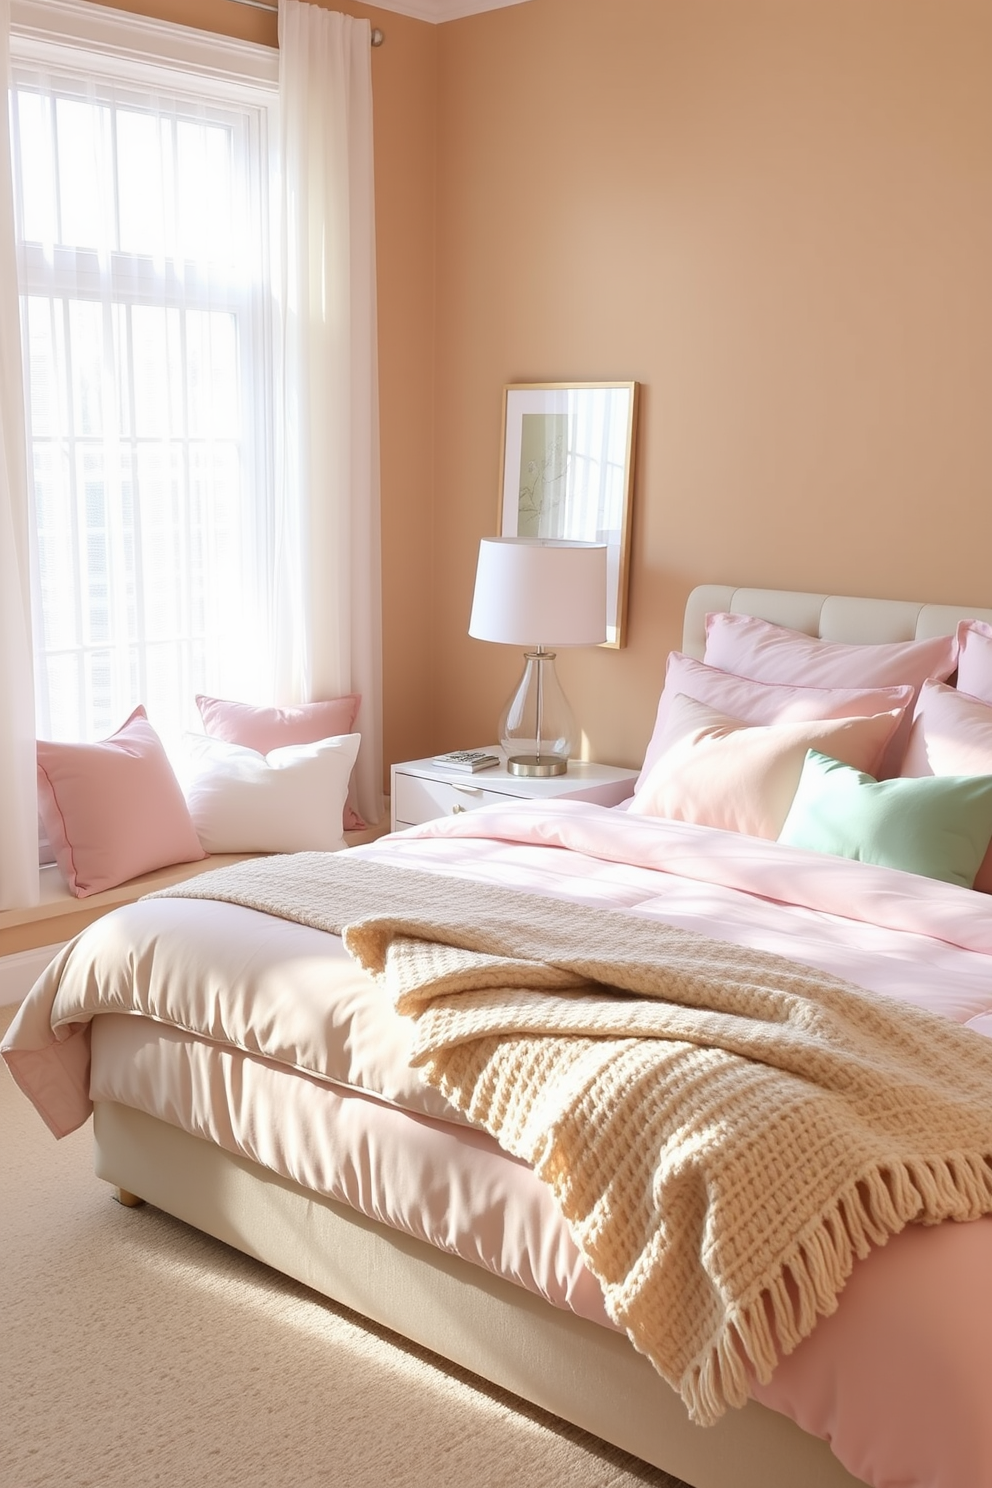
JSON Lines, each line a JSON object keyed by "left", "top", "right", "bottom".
{"left": 682, "top": 585, "right": 992, "bottom": 662}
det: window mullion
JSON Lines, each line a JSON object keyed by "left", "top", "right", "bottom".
{"left": 59, "top": 295, "right": 87, "bottom": 733}
{"left": 105, "top": 95, "right": 133, "bottom": 717}
{"left": 49, "top": 92, "right": 64, "bottom": 248}
{"left": 171, "top": 108, "right": 194, "bottom": 699}
{"left": 122, "top": 302, "right": 146, "bottom": 712}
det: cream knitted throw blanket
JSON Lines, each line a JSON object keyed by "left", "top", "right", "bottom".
{"left": 157, "top": 853, "right": 992, "bottom": 1425}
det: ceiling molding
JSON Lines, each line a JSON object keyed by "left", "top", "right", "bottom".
{"left": 367, "top": 0, "right": 533, "bottom": 21}
{"left": 14, "top": 0, "right": 535, "bottom": 39}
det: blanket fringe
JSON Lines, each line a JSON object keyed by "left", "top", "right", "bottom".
{"left": 431, "top": 1047, "right": 992, "bottom": 1427}
{"left": 678, "top": 1152, "right": 992, "bottom": 1425}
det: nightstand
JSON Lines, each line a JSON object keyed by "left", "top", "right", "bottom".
{"left": 390, "top": 750, "right": 639, "bottom": 832}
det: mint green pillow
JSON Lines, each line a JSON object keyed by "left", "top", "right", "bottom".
{"left": 778, "top": 751, "right": 992, "bottom": 888}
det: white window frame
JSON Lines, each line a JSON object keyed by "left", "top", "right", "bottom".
{"left": 10, "top": 0, "right": 281, "bottom": 744}
{"left": 11, "top": 0, "right": 279, "bottom": 100}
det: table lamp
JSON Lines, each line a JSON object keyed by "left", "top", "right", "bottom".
{"left": 468, "top": 537, "right": 608, "bottom": 776}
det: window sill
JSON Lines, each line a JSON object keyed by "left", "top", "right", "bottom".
{"left": 0, "top": 854, "right": 265, "bottom": 959}
{"left": 0, "top": 818, "right": 388, "bottom": 960}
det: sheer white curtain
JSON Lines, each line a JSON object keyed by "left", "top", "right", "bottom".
{"left": 12, "top": 59, "right": 275, "bottom": 760}
{"left": 276, "top": 0, "right": 383, "bottom": 827}
{"left": 0, "top": 0, "right": 38, "bottom": 911}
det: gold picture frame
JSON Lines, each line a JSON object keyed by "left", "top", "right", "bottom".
{"left": 498, "top": 381, "right": 639, "bottom": 648}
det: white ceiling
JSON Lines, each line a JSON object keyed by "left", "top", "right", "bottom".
{"left": 369, "top": 0, "right": 533, "bottom": 21}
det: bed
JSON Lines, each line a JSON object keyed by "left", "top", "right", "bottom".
{"left": 8, "top": 583, "right": 992, "bottom": 1488}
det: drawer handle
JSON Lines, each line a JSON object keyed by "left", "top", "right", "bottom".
{"left": 451, "top": 803, "right": 467, "bottom": 814}
{"left": 451, "top": 783, "right": 483, "bottom": 795}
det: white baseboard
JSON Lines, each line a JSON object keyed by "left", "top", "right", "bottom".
{"left": 0, "top": 942, "right": 65, "bottom": 1008}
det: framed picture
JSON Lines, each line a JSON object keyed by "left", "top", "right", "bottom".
{"left": 499, "top": 381, "right": 639, "bottom": 648}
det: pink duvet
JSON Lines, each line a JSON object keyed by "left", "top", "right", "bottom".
{"left": 380, "top": 805, "right": 992, "bottom": 1488}
{"left": 8, "top": 797, "right": 992, "bottom": 1488}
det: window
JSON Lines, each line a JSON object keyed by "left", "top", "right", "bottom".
{"left": 9, "top": 26, "right": 276, "bottom": 750}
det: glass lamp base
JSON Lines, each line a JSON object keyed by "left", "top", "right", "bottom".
{"left": 506, "top": 754, "right": 568, "bottom": 777}
{"left": 498, "top": 649, "right": 576, "bottom": 779}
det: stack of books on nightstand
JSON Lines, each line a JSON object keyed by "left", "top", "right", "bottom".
{"left": 431, "top": 751, "right": 501, "bottom": 773}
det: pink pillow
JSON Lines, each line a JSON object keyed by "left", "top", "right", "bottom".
{"left": 900, "top": 679, "right": 992, "bottom": 893}
{"left": 196, "top": 693, "right": 364, "bottom": 830}
{"left": 954, "top": 619, "right": 992, "bottom": 704}
{"left": 702, "top": 613, "right": 956, "bottom": 780}
{"left": 703, "top": 611, "right": 958, "bottom": 692}
{"left": 37, "top": 706, "right": 206, "bottom": 898}
{"left": 636, "top": 653, "right": 913, "bottom": 791}
{"left": 629, "top": 694, "right": 904, "bottom": 839}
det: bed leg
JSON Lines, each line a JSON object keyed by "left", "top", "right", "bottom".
{"left": 114, "top": 1187, "right": 145, "bottom": 1208}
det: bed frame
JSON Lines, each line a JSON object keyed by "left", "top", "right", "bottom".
{"left": 94, "top": 585, "right": 992, "bottom": 1488}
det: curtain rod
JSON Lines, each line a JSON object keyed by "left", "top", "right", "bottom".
{"left": 229, "top": 0, "right": 385, "bottom": 43}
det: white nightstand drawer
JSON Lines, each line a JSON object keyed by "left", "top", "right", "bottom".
{"left": 393, "top": 772, "right": 510, "bottom": 826}
{"left": 389, "top": 750, "right": 638, "bottom": 832}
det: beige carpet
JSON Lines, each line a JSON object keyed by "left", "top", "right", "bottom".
{"left": 0, "top": 1004, "right": 690, "bottom": 1488}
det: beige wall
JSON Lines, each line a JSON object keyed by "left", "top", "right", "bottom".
{"left": 86, "top": 0, "right": 992, "bottom": 778}
{"left": 432, "top": 0, "right": 992, "bottom": 770}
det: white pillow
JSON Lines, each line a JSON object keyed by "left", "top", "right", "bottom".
{"left": 182, "top": 733, "right": 361, "bottom": 853}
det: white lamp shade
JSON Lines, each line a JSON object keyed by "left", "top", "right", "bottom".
{"left": 468, "top": 538, "right": 608, "bottom": 647}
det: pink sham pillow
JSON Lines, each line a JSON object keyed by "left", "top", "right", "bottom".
{"left": 954, "top": 619, "right": 992, "bottom": 704}
{"left": 702, "top": 612, "right": 956, "bottom": 780}
{"left": 635, "top": 652, "right": 914, "bottom": 792}
{"left": 629, "top": 694, "right": 904, "bottom": 839}
{"left": 703, "top": 611, "right": 958, "bottom": 693}
{"left": 36, "top": 706, "right": 206, "bottom": 898}
{"left": 195, "top": 693, "right": 364, "bottom": 830}
{"left": 900, "top": 679, "right": 992, "bottom": 893}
